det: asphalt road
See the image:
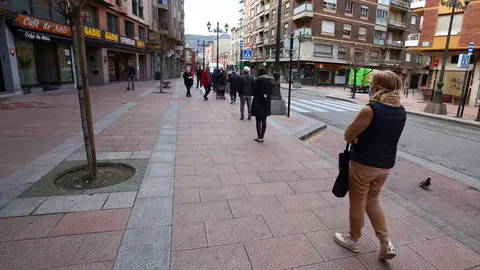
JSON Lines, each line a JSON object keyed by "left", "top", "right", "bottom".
{"left": 280, "top": 87, "right": 480, "bottom": 180}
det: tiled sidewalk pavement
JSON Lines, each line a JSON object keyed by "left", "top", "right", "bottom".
{"left": 1, "top": 81, "right": 480, "bottom": 269}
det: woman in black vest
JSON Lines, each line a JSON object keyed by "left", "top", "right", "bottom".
{"left": 251, "top": 68, "right": 273, "bottom": 142}
{"left": 334, "top": 70, "right": 406, "bottom": 260}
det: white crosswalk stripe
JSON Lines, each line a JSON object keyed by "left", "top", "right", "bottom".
{"left": 286, "top": 99, "right": 365, "bottom": 113}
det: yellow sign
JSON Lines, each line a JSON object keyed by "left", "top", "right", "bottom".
{"left": 83, "top": 26, "right": 101, "bottom": 39}
{"left": 104, "top": 31, "right": 119, "bottom": 42}
{"left": 151, "top": 44, "right": 161, "bottom": 50}
{"left": 136, "top": 40, "right": 145, "bottom": 48}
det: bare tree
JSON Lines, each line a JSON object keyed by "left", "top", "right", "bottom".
{"left": 48, "top": 0, "right": 97, "bottom": 180}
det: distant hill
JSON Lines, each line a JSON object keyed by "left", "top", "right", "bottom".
{"left": 185, "top": 34, "right": 231, "bottom": 49}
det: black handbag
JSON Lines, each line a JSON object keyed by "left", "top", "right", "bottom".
{"left": 332, "top": 143, "right": 352, "bottom": 198}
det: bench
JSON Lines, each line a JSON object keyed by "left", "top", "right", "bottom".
{"left": 162, "top": 81, "right": 171, "bottom": 88}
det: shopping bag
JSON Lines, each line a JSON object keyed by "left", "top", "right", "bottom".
{"left": 332, "top": 143, "right": 351, "bottom": 198}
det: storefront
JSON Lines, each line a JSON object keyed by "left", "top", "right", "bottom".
{"left": 314, "top": 63, "right": 345, "bottom": 85}
{"left": 12, "top": 15, "right": 73, "bottom": 88}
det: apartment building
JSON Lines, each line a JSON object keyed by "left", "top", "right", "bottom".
{"left": 230, "top": 26, "right": 243, "bottom": 69}
{"left": 242, "top": 0, "right": 422, "bottom": 86}
{"left": 409, "top": 0, "right": 480, "bottom": 106}
{"left": 0, "top": 0, "right": 184, "bottom": 94}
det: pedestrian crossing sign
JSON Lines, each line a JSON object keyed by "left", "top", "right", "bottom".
{"left": 457, "top": 54, "right": 470, "bottom": 69}
{"left": 243, "top": 49, "right": 253, "bottom": 61}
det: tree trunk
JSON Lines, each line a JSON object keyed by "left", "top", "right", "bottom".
{"left": 352, "top": 68, "right": 357, "bottom": 99}
{"left": 159, "top": 51, "right": 164, "bottom": 93}
{"left": 72, "top": 12, "right": 97, "bottom": 181}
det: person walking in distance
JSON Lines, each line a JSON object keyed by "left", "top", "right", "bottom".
{"left": 239, "top": 66, "right": 254, "bottom": 120}
{"left": 126, "top": 62, "right": 135, "bottom": 91}
{"left": 334, "top": 70, "right": 406, "bottom": 260}
{"left": 251, "top": 68, "right": 273, "bottom": 142}
{"left": 195, "top": 65, "right": 203, "bottom": 88}
{"left": 183, "top": 68, "right": 194, "bottom": 97}
{"left": 201, "top": 64, "right": 213, "bottom": 100}
{"left": 228, "top": 71, "right": 241, "bottom": 104}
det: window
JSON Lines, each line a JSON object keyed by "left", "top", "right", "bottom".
{"left": 139, "top": 0, "right": 144, "bottom": 18}
{"left": 361, "top": 5, "right": 369, "bottom": 18}
{"left": 406, "top": 53, "right": 411, "bottom": 62}
{"left": 338, "top": 47, "right": 348, "bottom": 59}
{"left": 139, "top": 26, "right": 146, "bottom": 40}
{"left": 107, "top": 13, "right": 118, "bottom": 33}
{"left": 271, "top": 28, "right": 275, "bottom": 38}
{"left": 132, "top": 0, "right": 138, "bottom": 15}
{"left": 435, "top": 14, "right": 463, "bottom": 36}
{"left": 314, "top": 44, "right": 333, "bottom": 57}
{"left": 321, "top": 20, "right": 335, "bottom": 35}
{"left": 125, "top": 20, "right": 134, "bottom": 38}
{"left": 376, "top": 8, "right": 388, "bottom": 25}
{"left": 343, "top": 24, "right": 351, "bottom": 38}
{"left": 83, "top": 5, "right": 98, "bottom": 27}
{"left": 354, "top": 50, "right": 365, "bottom": 60}
{"left": 416, "top": 54, "right": 423, "bottom": 65}
{"left": 116, "top": 0, "right": 120, "bottom": 6}
{"left": 284, "top": 23, "right": 288, "bottom": 37}
{"left": 15, "top": 39, "right": 38, "bottom": 86}
{"left": 272, "top": 9, "right": 276, "bottom": 21}
{"left": 450, "top": 55, "right": 460, "bottom": 64}
{"left": 411, "top": 15, "right": 417, "bottom": 25}
{"left": 374, "top": 30, "right": 386, "bottom": 39}
{"left": 323, "top": 0, "right": 337, "bottom": 11}
{"left": 285, "top": 2, "right": 290, "bottom": 15}
{"left": 370, "top": 51, "right": 380, "bottom": 62}
{"left": 359, "top": 27, "right": 367, "bottom": 40}
{"left": 345, "top": 1, "right": 354, "bottom": 15}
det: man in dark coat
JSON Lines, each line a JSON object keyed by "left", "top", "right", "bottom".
{"left": 239, "top": 66, "right": 254, "bottom": 120}
{"left": 183, "top": 68, "right": 194, "bottom": 97}
{"left": 228, "top": 71, "right": 241, "bottom": 104}
{"left": 126, "top": 62, "right": 136, "bottom": 91}
{"left": 195, "top": 66, "right": 203, "bottom": 88}
{"left": 251, "top": 68, "right": 273, "bottom": 142}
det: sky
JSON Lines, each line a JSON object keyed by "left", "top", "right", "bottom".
{"left": 184, "top": 0, "right": 241, "bottom": 35}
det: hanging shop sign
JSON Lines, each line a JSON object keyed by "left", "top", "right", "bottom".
{"left": 83, "top": 26, "right": 101, "bottom": 39}
{"left": 120, "top": 36, "right": 136, "bottom": 46}
{"left": 104, "top": 31, "right": 119, "bottom": 42}
{"left": 25, "top": 31, "right": 51, "bottom": 41}
{"left": 136, "top": 40, "right": 146, "bottom": 48}
{"left": 16, "top": 15, "right": 71, "bottom": 37}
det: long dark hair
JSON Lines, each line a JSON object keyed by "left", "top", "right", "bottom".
{"left": 257, "top": 67, "right": 267, "bottom": 76}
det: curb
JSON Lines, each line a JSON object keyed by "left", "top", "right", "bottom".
{"left": 297, "top": 123, "right": 327, "bottom": 141}
{"left": 326, "top": 95, "right": 480, "bottom": 128}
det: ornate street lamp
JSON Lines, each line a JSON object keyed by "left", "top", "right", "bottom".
{"left": 197, "top": 40, "right": 213, "bottom": 70}
{"left": 425, "top": 0, "right": 469, "bottom": 114}
{"left": 207, "top": 22, "right": 229, "bottom": 70}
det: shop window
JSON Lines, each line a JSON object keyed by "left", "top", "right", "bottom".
{"left": 125, "top": 20, "right": 135, "bottom": 38}
{"left": 107, "top": 13, "right": 118, "bottom": 33}
{"left": 345, "top": 1, "right": 354, "bottom": 15}
{"left": 436, "top": 14, "right": 463, "bottom": 35}
{"left": 84, "top": 5, "right": 98, "bottom": 28}
{"left": 139, "top": 26, "right": 146, "bottom": 40}
{"left": 321, "top": 20, "right": 335, "bottom": 35}
{"left": 358, "top": 27, "right": 367, "bottom": 41}
{"left": 15, "top": 39, "right": 38, "bottom": 86}
{"left": 361, "top": 5, "right": 369, "bottom": 18}
{"left": 57, "top": 44, "right": 73, "bottom": 82}
{"left": 324, "top": 0, "right": 337, "bottom": 11}
{"left": 343, "top": 24, "right": 351, "bottom": 38}
{"left": 314, "top": 44, "right": 333, "bottom": 57}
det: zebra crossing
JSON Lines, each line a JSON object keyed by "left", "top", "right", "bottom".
{"left": 286, "top": 99, "right": 365, "bottom": 113}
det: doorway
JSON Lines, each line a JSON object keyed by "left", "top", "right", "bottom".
{"left": 0, "top": 60, "right": 5, "bottom": 92}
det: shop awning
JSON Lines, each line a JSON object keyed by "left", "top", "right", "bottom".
{"left": 0, "top": 8, "right": 17, "bottom": 19}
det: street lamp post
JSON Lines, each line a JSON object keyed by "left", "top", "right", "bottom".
{"left": 207, "top": 22, "right": 229, "bottom": 70}
{"left": 425, "top": 0, "right": 469, "bottom": 114}
{"left": 197, "top": 40, "right": 212, "bottom": 70}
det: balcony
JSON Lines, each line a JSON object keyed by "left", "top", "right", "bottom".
{"left": 293, "top": 3, "right": 314, "bottom": 21}
{"left": 405, "top": 33, "right": 420, "bottom": 47}
{"left": 293, "top": 28, "right": 312, "bottom": 37}
{"left": 390, "top": 0, "right": 410, "bottom": 11}
{"left": 411, "top": 0, "right": 426, "bottom": 15}
{"left": 156, "top": 0, "right": 168, "bottom": 10}
{"left": 388, "top": 20, "right": 406, "bottom": 30}
{"left": 385, "top": 39, "right": 404, "bottom": 48}
{"left": 376, "top": 18, "right": 388, "bottom": 26}
{"left": 382, "top": 59, "right": 402, "bottom": 66}
{"left": 373, "top": 39, "right": 385, "bottom": 45}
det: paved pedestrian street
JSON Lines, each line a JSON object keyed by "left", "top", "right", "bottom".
{"left": 1, "top": 80, "right": 480, "bottom": 270}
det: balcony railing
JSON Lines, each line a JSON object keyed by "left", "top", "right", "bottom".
{"left": 255, "top": 38, "right": 264, "bottom": 44}
{"left": 373, "top": 39, "right": 385, "bottom": 45}
{"left": 405, "top": 33, "right": 421, "bottom": 47}
{"left": 376, "top": 18, "right": 388, "bottom": 26}
{"left": 391, "top": 0, "right": 410, "bottom": 10}
{"left": 411, "top": 0, "right": 426, "bottom": 9}
{"left": 386, "top": 40, "right": 404, "bottom": 47}
{"left": 388, "top": 20, "right": 407, "bottom": 29}
{"left": 382, "top": 59, "right": 402, "bottom": 66}
{"left": 293, "top": 28, "right": 312, "bottom": 37}
{"left": 294, "top": 3, "right": 313, "bottom": 15}
{"left": 264, "top": 38, "right": 269, "bottom": 44}
{"left": 265, "top": 3, "right": 270, "bottom": 10}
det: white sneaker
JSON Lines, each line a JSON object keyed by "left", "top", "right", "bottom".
{"left": 334, "top": 233, "right": 360, "bottom": 253}
{"left": 379, "top": 241, "right": 396, "bottom": 260}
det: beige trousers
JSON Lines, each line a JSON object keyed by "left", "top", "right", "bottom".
{"left": 349, "top": 160, "right": 390, "bottom": 244}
